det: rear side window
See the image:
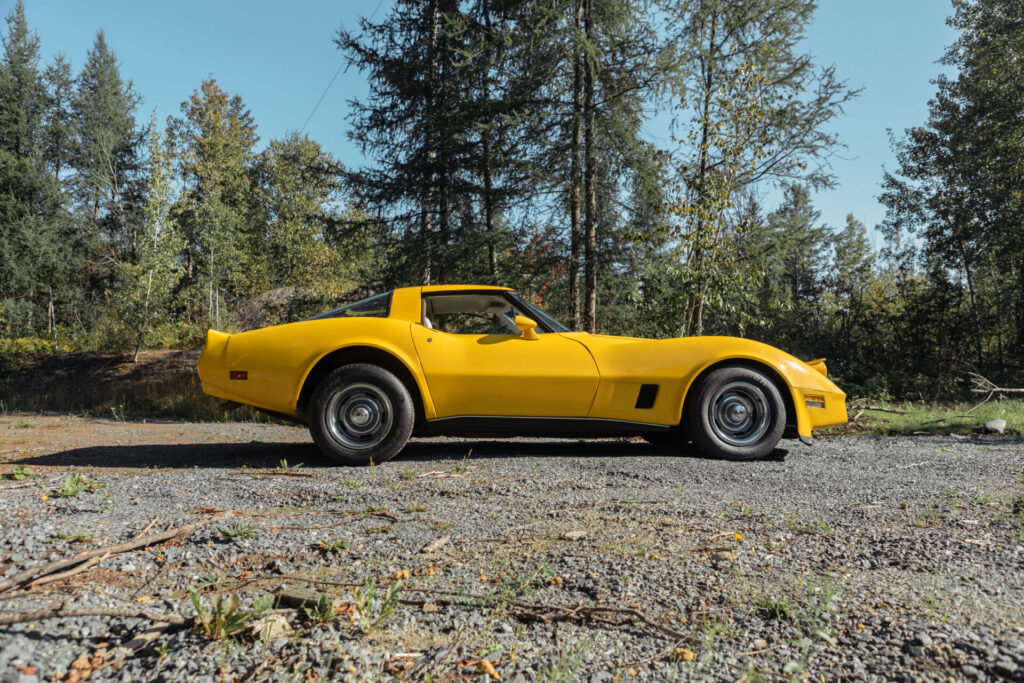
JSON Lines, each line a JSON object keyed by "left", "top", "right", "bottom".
{"left": 306, "top": 291, "right": 392, "bottom": 321}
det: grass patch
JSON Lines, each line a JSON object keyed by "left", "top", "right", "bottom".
{"left": 825, "top": 399, "right": 1024, "bottom": 436}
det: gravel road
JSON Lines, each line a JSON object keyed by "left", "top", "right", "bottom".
{"left": 0, "top": 415, "right": 1022, "bottom": 682}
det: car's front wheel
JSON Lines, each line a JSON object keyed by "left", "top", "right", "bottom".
{"left": 309, "top": 363, "right": 414, "bottom": 466}
{"left": 684, "top": 366, "right": 785, "bottom": 461}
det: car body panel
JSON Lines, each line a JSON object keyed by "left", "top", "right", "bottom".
{"left": 410, "top": 325, "right": 599, "bottom": 417}
{"left": 197, "top": 317, "right": 433, "bottom": 418}
{"left": 570, "top": 333, "right": 847, "bottom": 437}
{"left": 196, "top": 284, "right": 847, "bottom": 439}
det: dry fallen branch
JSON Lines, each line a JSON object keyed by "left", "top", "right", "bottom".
{"left": 0, "top": 607, "right": 186, "bottom": 627}
{"left": 968, "top": 372, "right": 1024, "bottom": 397}
{"left": 862, "top": 405, "right": 907, "bottom": 415}
{"left": 25, "top": 552, "right": 110, "bottom": 590}
{"left": 0, "top": 513, "right": 229, "bottom": 594}
{"left": 967, "top": 372, "right": 1024, "bottom": 415}
{"left": 273, "top": 574, "right": 690, "bottom": 642}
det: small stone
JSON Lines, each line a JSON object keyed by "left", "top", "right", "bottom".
{"left": 119, "top": 563, "right": 136, "bottom": 572}
{"left": 561, "top": 530, "right": 587, "bottom": 541}
{"left": 914, "top": 632, "right": 933, "bottom": 648}
{"left": 422, "top": 603, "right": 439, "bottom": 613}
{"left": 752, "top": 639, "right": 769, "bottom": 649}
{"left": 711, "top": 551, "right": 735, "bottom": 563}
{"left": 994, "top": 660, "right": 1018, "bottom": 677}
{"left": 420, "top": 535, "right": 450, "bottom": 554}
{"left": 984, "top": 419, "right": 1006, "bottom": 434}
{"left": 248, "top": 615, "right": 293, "bottom": 640}
{"left": 961, "top": 664, "right": 981, "bottom": 678}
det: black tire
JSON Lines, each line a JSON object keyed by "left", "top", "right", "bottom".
{"left": 684, "top": 366, "right": 785, "bottom": 461}
{"left": 308, "top": 363, "right": 414, "bottom": 466}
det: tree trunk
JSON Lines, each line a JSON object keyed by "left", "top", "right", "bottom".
{"left": 959, "top": 241, "right": 983, "bottom": 364}
{"left": 582, "top": 0, "right": 597, "bottom": 334}
{"left": 481, "top": 0, "right": 498, "bottom": 283}
{"left": 1017, "top": 254, "right": 1024, "bottom": 354}
{"left": 134, "top": 269, "right": 153, "bottom": 363}
{"left": 568, "top": 0, "right": 584, "bottom": 330}
{"left": 688, "top": 10, "right": 717, "bottom": 337}
{"left": 421, "top": 0, "right": 442, "bottom": 285}
{"left": 48, "top": 286, "right": 58, "bottom": 353}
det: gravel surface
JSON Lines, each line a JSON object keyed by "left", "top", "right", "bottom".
{"left": 0, "top": 415, "right": 1022, "bottom": 682}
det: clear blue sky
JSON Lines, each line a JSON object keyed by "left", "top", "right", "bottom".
{"left": 12, "top": 0, "right": 955, "bottom": 244}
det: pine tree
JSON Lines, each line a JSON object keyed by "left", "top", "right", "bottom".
{"left": 881, "top": 0, "right": 1024, "bottom": 359}
{"left": 0, "top": 1, "right": 67, "bottom": 336}
{"left": 41, "top": 52, "right": 74, "bottom": 182}
{"left": 167, "top": 79, "right": 259, "bottom": 323}
{"left": 72, "top": 29, "right": 144, "bottom": 264}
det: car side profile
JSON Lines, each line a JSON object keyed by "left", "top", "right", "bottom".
{"left": 197, "top": 285, "right": 847, "bottom": 465}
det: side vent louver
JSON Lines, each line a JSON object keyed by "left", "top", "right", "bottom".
{"left": 635, "top": 384, "right": 659, "bottom": 409}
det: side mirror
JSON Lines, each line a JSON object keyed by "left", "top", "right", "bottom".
{"left": 514, "top": 315, "right": 540, "bottom": 340}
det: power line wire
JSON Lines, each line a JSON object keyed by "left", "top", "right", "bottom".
{"left": 299, "top": 0, "right": 388, "bottom": 133}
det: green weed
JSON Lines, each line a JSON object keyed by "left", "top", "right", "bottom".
{"left": 350, "top": 577, "right": 402, "bottom": 633}
{"left": 44, "top": 532, "right": 93, "bottom": 544}
{"left": 188, "top": 587, "right": 273, "bottom": 640}
{"left": 314, "top": 538, "right": 348, "bottom": 555}
{"left": 754, "top": 596, "right": 791, "bottom": 620}
{"left": 303, "top": 593, "right": 338, "bottom": 624}
{"left": 5, "top": 464, "right": 34, "bottom": 481}
{"left": 53, "top": 472, "right": 93, "bottom": 497}
{"left": 217, "top": 523, "right": 260, "bottom": 541}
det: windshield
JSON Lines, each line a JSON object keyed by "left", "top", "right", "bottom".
{"left": 506, "top": 292, "right": 570, "bottom": 333}
{"left": 306, "top": 291, "right": 392, "bottom": 321}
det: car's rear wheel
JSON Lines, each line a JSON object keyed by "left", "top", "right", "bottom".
{"left": 684, "top": 366, "right": 785, "bottom": 461}
{"left": 309, "top": 363, "right": 414, "bottom": 466}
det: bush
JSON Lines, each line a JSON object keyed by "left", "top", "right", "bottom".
{"left": 0, "top": 337, "right": 57, "bottom": 354}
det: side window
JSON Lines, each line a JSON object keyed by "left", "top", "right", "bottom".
{"left": 306, "top": 291, "right": 392, "bottom": 320}
{"left": 422, "top": 294, "right": 522, "bottom": 335}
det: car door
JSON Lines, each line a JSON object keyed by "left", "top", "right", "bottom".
{"left": 409, "top": 316, "right": 599, "bottom": 419}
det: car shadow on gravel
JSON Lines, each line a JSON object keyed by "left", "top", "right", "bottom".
{"left": 17, "top": 439, "right": 788, "bottom": 469}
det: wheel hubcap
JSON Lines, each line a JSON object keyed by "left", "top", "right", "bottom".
{"left": 325, "top": 383, "right": 393, "bottom": 450}
{"left": 708, "top": 381, "right": 770, "bottom": 447}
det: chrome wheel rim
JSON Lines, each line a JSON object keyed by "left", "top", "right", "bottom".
{"left": 707, "top": 381, "right": 770, "bottom": 447}
{"left": 325, "top": 383, "right": 393, "bottom": 450}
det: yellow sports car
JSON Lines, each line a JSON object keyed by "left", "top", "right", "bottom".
{"left": 197, "top": 285, "right": 847, "bottom": 465}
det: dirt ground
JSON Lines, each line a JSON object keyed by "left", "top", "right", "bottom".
{"left": 1, "top": 415, "right": 1023, "bottom": 682}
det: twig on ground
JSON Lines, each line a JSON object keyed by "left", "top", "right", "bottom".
{"left": 863, "top": 405, "right": 907, "bottom": 414}
{"left": 25, "top": 552, "right": 110, "bottom": 589}
{"left": 0, "top": 513, "right": 228, "bottom": 594}
{"left": 229, "top": 470, "right": 317, "bottom": 479}
{"left": 272, "top": 574, "right": 690, "bottom": 641}
{"left": 0, "top": 607, "right": 186, "bottom": 627}
{"left": 968, "top": 372, "right": 1024, "bottom": 398}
